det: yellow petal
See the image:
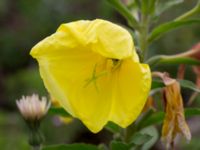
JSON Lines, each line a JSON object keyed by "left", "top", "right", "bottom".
{"left": 68, "top": 62, "right": 113, "bottom": 132}
{"left": 31, "top": 26, "right": 104, "bottom": 115}
{"left": 88, "top": 19, "right": 138, "bottom": 60}
{"left": 109, "top": 59, "right": 151, "bottom": 127}
{"left": 59, "top": 19, "right": 139, "bottom": 61}
{"left": 32, "top": 19, "right": 139, "bottom": 62}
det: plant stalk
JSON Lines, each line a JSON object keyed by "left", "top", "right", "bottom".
{"left": 139, "top": 14, "right": 149, "bottom": 61}
{"left": 122, "top": 7, "right": 151, "bottom": 143}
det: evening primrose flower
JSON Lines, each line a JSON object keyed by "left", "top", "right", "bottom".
{"left": 30, "top": 19, "right": 151, "bottom": 133}
{"left": 16, "top": 94, "right": 50, "bottom": 121}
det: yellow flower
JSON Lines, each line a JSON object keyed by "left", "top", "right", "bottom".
{"left": 30, "top": 19, "right": 151, "bottom": 133}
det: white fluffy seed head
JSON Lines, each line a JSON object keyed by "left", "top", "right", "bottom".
{"left": 16, "top": 94, "right": 51, "bottom": 120}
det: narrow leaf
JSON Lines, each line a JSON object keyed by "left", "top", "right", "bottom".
{"left": 107, "top": 0, "right": 139, "bottom": 29}
{"left": 140, "top": 0, "right": 157, "bottom": 15}
{"left": 148, "top": 19, "right": 200, "bottom": 43}
{"left": 160, "top": 57, "right": 200, "bottom": 65}
{"left": 179, "top": 79, "right": 200, "bottom": 93}
{"left": 147, "top": 55, "right": 200, "bottom": 67}
{"left": 151, "top": 79, "right": 165, "bottom": 89}
{"left": 185, "top": 108, "right": 200, "bottom": 117}
{"left": 105, "top": 122, "right": 122, "bottom": 133}
{"left": 130, "top": 132, "right": 152, "bottom": 145}
{"left": 110, "top": 141, "right": 130, "bottom": 150}
{"left": 140, "top": 111, "right": 164, "bottom": 128}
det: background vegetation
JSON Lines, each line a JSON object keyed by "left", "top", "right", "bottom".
{"left": 0, "top": 0, "right": 200, "bottom": 149}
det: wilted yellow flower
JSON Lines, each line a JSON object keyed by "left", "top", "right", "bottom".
{"left": 30, "top": 19, "right": 151, "bottom": 133}
{"left": 161, "top": 74, "right": 191, "bottom": 149}
{"left": 16, "top": 94, "right": 50, "bottom": 121}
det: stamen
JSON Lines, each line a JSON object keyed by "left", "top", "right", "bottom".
{"left": 84, "top": 64, "right": 107, "bottom": 91}
{"left": 84, "top": 59, "right": 121, "bottom": 91}
{"left": 112, "top": 59, "right": 121, "bottom": 70}
{"left": 112, "top": 59, "right": 119, "bottom": 65}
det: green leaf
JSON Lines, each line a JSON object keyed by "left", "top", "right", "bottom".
{"left": 141, "top": 0, "right": 157, "bottom": 15}
{"left": 148, "top": 0, "right": 157, "bottom": 15}
{"left": 141, "top": 0, "right": 149, "bottom": 14}
{"left": 179, "top": 79, "right": 200, "bottom": 93}
{"left": 151, "top": 79, "right": 165, "bottom": 89}
{"left": 185, "top": 108, "right": 200, "bottom": 117}
{"left": 130, "top": 133, "right": 152, "bottom": 145}
{"left": 147, "top": 55, "right": 200, "bottom": 67}
{"left": 148, "top": 19, "right": 200, "bottom": 43}
{"left": 136, "top": 109, "right": 155, "bottom": 130}
{"left": 48, "top": 107, "right": 71, "bottom": 117}
{"left": 110, "top": 141, "right": 130, "bottom": 150}
{"left": 139, "top": 111, "right": 164, "bottom": 128}
{"left": 105, "top": 122, "right": 122, "bottom": 133}
{"left": 106, "top": 0, "right": 139, "bottom": 29}
{"left": 156, "top": 0, "right": 184, "bottom": 16}
{"left": 42, "top": 144, "right": 99, "bottom": 150}
{"left": 159, "top": 57, "right": 200, "bottom": 65}
{"left": 139, "top": 126, "right": 159, "bottom": 150}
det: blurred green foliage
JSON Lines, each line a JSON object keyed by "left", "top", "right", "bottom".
{"left": 0, "top": 0, "right": 200, "bottom": 149}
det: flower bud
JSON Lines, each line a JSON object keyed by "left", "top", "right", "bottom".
{"left": 16, "top": 94, "right": 50, "bottom": 121}
{"left": 16, "top": 94, "right": 50, "bottom": 148}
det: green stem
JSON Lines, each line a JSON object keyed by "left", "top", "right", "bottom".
{"left": 175, "top": 1, "right": 200, "bottom": 21}
{"left": 27, "top": 120, "right": 44, "bottom": 149}
{"left": 139, "top": 14, "right": 149, "bottom": 61}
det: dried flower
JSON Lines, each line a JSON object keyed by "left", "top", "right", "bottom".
{"left": 153, "top": 72, "right": 191, "bottom": 149}
{"left": 16, "top": 94, "right": 50, "bottom": 121}
{"left": 162, "top": 80, "right": 191, "bottom": 149}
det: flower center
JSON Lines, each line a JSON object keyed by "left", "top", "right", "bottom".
{"left": 111, "top": 58, "right": 121, "bottom": 70}
{"left": 112, "top": 59, "right": 119, "bottom": 65}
